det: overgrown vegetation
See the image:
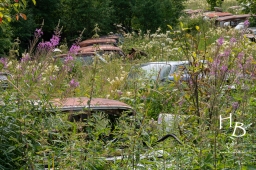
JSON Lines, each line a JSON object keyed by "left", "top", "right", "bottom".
{"left": 0, "top": 0, "right": 255, "bottom": 169}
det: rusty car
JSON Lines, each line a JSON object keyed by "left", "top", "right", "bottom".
{"left": 49, "top": 97, "right": 134, "bottom": 122}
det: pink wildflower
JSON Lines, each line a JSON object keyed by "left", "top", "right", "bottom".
{"left": 217, "top": 37, "right": 224, "bottom": 46}
{"left": 244, "top": 20, "right": 250, "bottom": 28}
{"left": 69, "top": 44, "right": 80, "bottom": 54}
{"left": 64, "top": 55, "right": 74, "bottom": 63}
{"left": 69, "top": 79, "right": 79, "bottom": 88}
{"left": 230, "top": 37, "right": 236, "bottom": 45}
{"left": 34, "top": 28, "right": 43, "bottom": 38}
{"left": 0, "top": 58, "right": 7, "bottom": 68}
{"left": 50, "top": 35, "right": 60, "bottom": 46}
{"left": 21, "top": 53, "right": 30, "bottom": 63}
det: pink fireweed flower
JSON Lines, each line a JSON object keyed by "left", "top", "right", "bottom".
{"left": 63, "top": 65, "right": 73, "bottom": 72}
{"left": 38, "top": 41, "right": 53, "bottom": 50}
{"left": 230, "top": 37, "right": 236, "bottom": 45}
{"left": 69, "top": 79, "right": 79, "bottom": 88}
{"left": 0, "top": 58, "right": 7, "bottom": 68}
{"left": 237, "top": 52, "right": 244, "bottom": 60}
{"left": 236, "top": 52, "right": 245, "bottom": 69}
{"left": 217, "top": 37, "right": 224, "bottom": 46}
{"left": 224, "top": 49, "right": 231, "bottom": 57}
{"left": 21, "top": 53, "right": 30, "bottom": 63}
{"left": 50, "top": 76, "right": 56, "bottom": 81}
{"left": 244, "top": 20, "right": 250, "bottom": 28}
{"left": 37, "top": 32, "right": 60, "bottom": 50}
{"left": 232, "top": 102, "right": 239, "bottom": 110}
{"left": 69, "top": 44, "right": 80, "bottom": 54}
{"left": 220, "top": 65, "right": 228, "bottom": 72}
{"left": 64, "top": 55, "right": 74, "bottom": 63}
{"left": 50, "top": 35, "right": 60, "bottom": 47}
{"left": 220, "top": 49, "right": 231, "bottom": 57}
{"left": 34, "top": 28, "right": 43, "bottom": 38}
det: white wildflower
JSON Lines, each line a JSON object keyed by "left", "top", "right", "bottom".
{"left": 126, "top": 92, "right": 131, "bottom": 96}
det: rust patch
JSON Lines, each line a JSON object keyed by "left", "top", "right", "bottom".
{"left": 216, "top": 14, "right": 253, "bottom": 22}
{"left": 204, "top": 12, "right": 232, "bottom": 18}
{"left": 50, "top": 97, "right": 133, "bottom": 110}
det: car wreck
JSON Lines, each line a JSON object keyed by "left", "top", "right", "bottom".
{"left": 49, "top": 97, "right": 134, "bottom": 120}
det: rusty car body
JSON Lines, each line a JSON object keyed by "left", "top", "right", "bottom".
{"left": 215, "top": 14, "right": 253, "bottom": 27}
{"left": 203, "top": 11, "right": 233, "bottom": 19}
{"left": 49, "top": 97, "right": 134, "bottom": 122}
{"left": 79, "top": 38, "right": 118, "bottom": 47}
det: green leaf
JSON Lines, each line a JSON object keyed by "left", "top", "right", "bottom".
{"left": 4, "top": 15, "right": 11, "bottom": 22}
{"left": 32, "top": 0, "right": 36, "bottom": 5}
{"left": 13, "top": 3, "right": 19, "bottom": 8}
{"left": 180, "top": 22, "right": 184, "bottom": 29}
{"left": 21, "top": 0, "right": 27, "bottom": 7}
{"left": 167, "top": 24, "right": 172, "bottom": 30}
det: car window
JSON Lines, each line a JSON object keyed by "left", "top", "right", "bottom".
{"left": 159, "top": 65, "right": 171, "bottom": 80}
{"left": 77, "top": 56, "right": 94, "bottom": 65}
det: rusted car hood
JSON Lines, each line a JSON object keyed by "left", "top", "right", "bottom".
{"left": 50, "top": 97, "right": 133, "bottom": 111}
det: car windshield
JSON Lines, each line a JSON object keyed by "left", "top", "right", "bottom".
{"left": 76, "top": 55, "right": 94, "bottom": 64}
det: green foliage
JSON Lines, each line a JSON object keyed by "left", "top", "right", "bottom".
{"left": 237, "top": 0, "right": 256, "bottom": 14}
{"left": 206, "top": 0, "right": 223, "bottom": 10}
{"left": 132, "top": 0, "right": 186, "bottom": 33}
{"left": 59, "top": 0, "right": 114, "bottom": 45}
{"left": 1, "top": 5, "right": 256, "bottom": 169}
{"left": 0, "top": 25, "right": 12, "bottom": 56}
{"left": 180, "top": 15, "right": 211, "bottom": 35}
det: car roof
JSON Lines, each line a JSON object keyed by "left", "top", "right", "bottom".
{"left": 79, "top": 38, "right": 117, "bottom": 47}
{"left": 216, "top": 14, "right": 252, "bottom": 22}
{"left": 203, "top": 12, "right": 232, "bottom": 18}
{"left": 49, "top": 97, "right": 133, "bottom": 111}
